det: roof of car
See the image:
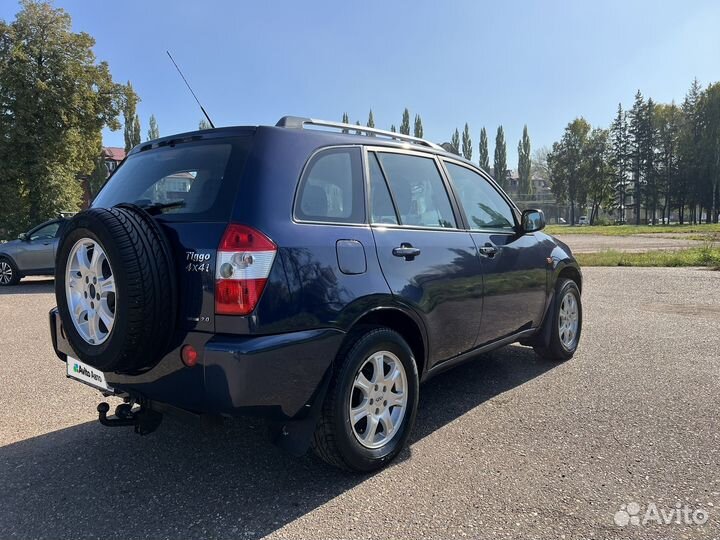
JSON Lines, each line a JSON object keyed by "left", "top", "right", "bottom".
{"left": 128, "top": 116, "right": 478, "bottom": 169}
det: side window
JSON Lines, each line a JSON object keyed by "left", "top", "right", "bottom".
{"left": 30, "top": 222, "right": 60, "bottom": 241}
{"left": 295, "top": 147, "right": 365, "bottom": 223}
{"left": 444, "top": 162, "right": 516, "bottom": 231}
{"left": 369, "top": 153, "right": 398, "bottom": 225}
{"left": 376, "top": 153, "right": 456, "bottom": 228}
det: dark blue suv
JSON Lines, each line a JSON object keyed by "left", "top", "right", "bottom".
{"left": 49, "top": 117, "right": 582, "bottom": 472}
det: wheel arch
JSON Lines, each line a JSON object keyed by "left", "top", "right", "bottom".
{"left": 345, "top": 306, "right": 428, "bottom": 378}
{"left": 556, "top": 261, "right": 582, "bottom": 293}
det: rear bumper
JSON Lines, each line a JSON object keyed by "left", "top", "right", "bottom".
{"left": 50, "top": 309, "right": 344, "bottom": 420}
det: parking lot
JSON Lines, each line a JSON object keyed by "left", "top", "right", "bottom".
{"left": 1, "top": 267, "right": 719, "bottom": 539}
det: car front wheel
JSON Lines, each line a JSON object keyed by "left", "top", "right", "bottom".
{"left": 0, "top": 257, "right": 20, "bottom": 286}
{"left": 534, "top": 278, "right": 582, "bottom": 361}
{"left": 312, "top": 326, "right": 419, "bottom": 472}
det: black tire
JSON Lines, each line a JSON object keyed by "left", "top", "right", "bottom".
{"left": 0, "top": 256, "right": 20, "bottom": 286}
{"left": 534, "top": 278, "right": 582, "bottom": 361}
{"left": 55, "top": 205, "right": 177, "bottom": 373}
{"left": 312, "top": 326, "right": 419, "bottom": 472}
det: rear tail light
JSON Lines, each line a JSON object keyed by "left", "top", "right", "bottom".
{"left": 215, "top": 224, "right": 276, "bottom": 315}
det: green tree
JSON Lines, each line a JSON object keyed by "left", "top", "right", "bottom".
{"left": 581, "top": 128, "right": 614, "bottom": 224}
{"left": 147, "top": 114, "right": 159, "bottom": 140}
{"left": 400, "top": 108, "right": 410, "bottom": 135}
{"left": 517, "top": 125, "right": 532, "bottom": 195}
{"left": 390, "top": 124, "right": 397, "bottom": 133}
{"left": 628, "top": 90, "right": 649, "bottom": 224}
{"left": 122, "top": 81, "right": 141, "bottom": 151}
{"left": 654, "top": 102, "right": 681, "bottom": 224}
{"left": 493, "top": 126, "right": 507, "bottom": 187}
{"left": 341, "top": 112, "right": 349, "bottom": 134}
{"left": 698, "top": 82, "right": 720, "bottom": 223}
{"left": 413, "top": 114, "right": 423, "bottom": 138}
{"left": 366, "top": 109, "right": 375, "bottom": 136}
{"left": 87, "top": 153, "right": 107, "bottom": 199}
{"left": 355, "top": 120, "right": 362, "bottom": 135}
{"left": 478, "top": 127, "right": 490, "bottom": 173}
{"left": 198, "top": 118, "right": 211, "bottom": 130}
{"left": 677, "top": 79, "right": 703, "bottom": 223}
{"left": 610, "top": 103, "right": 630, "bottom": 222}
{"left": 547, "top": 118, "right": 591, "bottom": 225}
{"left": 450, "top": 128, "right": 460, "bottom": 155}
{"left": 0, "top": 0, "right": 122, "bottom": 236}
{"left": 461, "top": 123, "right": 472, "bottom": 160}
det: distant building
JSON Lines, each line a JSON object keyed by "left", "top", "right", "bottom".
{"left": 102, "top": 147, "right": 126, "bottom": 175}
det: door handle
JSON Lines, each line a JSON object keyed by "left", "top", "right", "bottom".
{"left": 392, "top": 243, "right": 421, "bottom": 261}
{"left": 479, "top": 244, "right": 498, "bottom": 257}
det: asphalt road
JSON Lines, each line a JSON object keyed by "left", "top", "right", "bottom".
{"left": 1, "top": 269, "right": 719, "bottom": 539}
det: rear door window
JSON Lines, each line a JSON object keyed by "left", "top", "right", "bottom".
{"left": 92, "top": 136, "right": 253, "bottom": 222}
{"left": 376, "top": 152, "right": 456, "bottom": 228}
{"left": 295, "top": 147, "right": 365, "bottom": 223}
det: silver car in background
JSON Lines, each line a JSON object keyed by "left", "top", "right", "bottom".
{"left": 0, "top": 218, "right": 66, "bottom": 285}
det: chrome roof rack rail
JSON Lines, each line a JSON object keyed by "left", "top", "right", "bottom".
{"left": 276, "top": 116, "right": 444, "bottom": 151}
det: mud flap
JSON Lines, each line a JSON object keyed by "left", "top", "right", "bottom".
{"left": 268, "top": 366, "right": 333, "bottom": 456}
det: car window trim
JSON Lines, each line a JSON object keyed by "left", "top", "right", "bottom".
{"left": 365, "top": 150, "right": 402, "bottom": 226}
{"left": 439, "top": 157, "right": 521, "bottom": 231}
{"left": 292, "top": 144, "right": 368, "bottom": 226}
{"left": 365, "top": 146, "right": 464, "bottom": 231}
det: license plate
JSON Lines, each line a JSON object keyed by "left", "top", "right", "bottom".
{"left": 66, "top": 357, "right": 114, "bottom": 392}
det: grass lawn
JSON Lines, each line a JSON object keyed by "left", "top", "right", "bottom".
{"left": 576, "top": 246, "right": 720, "bottom": 268}
{"left": 545, "top": 223, "right": 720, "bottom": 236}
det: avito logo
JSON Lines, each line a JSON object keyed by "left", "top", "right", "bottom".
{"left": 73, "top": 363, "right": 102, "bottom": 383}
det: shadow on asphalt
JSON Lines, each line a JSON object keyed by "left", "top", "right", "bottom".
{"left": 0, "top": 344, "right": 556, "bottom": 539}
{"left": 0, "top": 278, "right": 54, "bottom": 295}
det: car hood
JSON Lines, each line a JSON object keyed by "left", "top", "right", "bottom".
{"left": 0, "top": 239, "right": 21, "bottom": 253}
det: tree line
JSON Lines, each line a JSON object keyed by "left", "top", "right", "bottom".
{"left": 547, "top": 80, "right": 720, "bottom": 225}
{"left": 342, "top": 108, "right": 534, "bottom": 195}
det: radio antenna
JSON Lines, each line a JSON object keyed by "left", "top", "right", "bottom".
{"left": 166, "top": 50, "right": 215, "bottom": 129}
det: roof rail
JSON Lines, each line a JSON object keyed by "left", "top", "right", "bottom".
{"left": 276, "top": 116, "right": 443, "bottom": 151}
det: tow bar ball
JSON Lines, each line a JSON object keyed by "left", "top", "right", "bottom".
{"left": 96, "top": 401, "right": 163, "bottom": 435}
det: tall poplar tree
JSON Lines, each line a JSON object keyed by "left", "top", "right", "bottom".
{"left": 147, "top": 114, "right": 160, "bottom": 140}
{"left": 493, "top": 126, "right": 507, "bottom": 187}
{"left": 479, "top": 127, "right": 490, "bottom": 173}
{"left": 462, "top": 123, "right": 472, "bottom": 160}
{"left": 517, "top": 125, "right": 532, "bottom": 194}
{"left": 123, "top": 81, "right": 141, "bottom": 152}
{"left": 341, "top": 112, "right": 350, "bottom": 133}
{"left": 450, "top": 128, "right": 460, "bottom": 155}
{"left": 400, "top": 108, "right": 410, "bottom": 135}
{"left": 413, "top": 114, "right": 423, "bottom": 138}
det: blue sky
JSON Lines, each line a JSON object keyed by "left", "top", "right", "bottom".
{"left": 3, "top": 1, "right": 720, "bottom": 161}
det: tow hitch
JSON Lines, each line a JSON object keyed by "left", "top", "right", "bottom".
{"left": 97, "top": 401, "right": 163, "bottom": 435}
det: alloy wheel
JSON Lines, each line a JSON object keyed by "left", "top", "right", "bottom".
{"left": 558, "top": 290, "right": 579, "bottom": 350}
{"left": 0, "top": 261, "right": 12, "bottom": 285}
{"left": 348, "top": 350, "right": 408, "bottom": 449}
{"left": 65, "top": 238, "right": 116, "bottom": 345}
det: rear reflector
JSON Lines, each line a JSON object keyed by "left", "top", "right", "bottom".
{"left": 181, "top": 344, "right": 198, "bottom": 367}
{"left": 215, "top": 224, "right": 276, "bottom": 316}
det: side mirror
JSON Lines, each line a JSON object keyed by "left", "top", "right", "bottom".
{"left": 521, "top": 209, "right": 545, "bottom": 233}
{"left": 17, "top": 232, "right": 28, "bottom": 241}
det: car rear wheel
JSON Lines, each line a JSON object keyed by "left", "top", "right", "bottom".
{"left": 0, "top": 257, "right": 20, "bottom": 286}
{"left": 312, "top": 326, "right": 419, "bottom": 472}
{"left": 534, "top": 278, "right": 582, "bottom": 361}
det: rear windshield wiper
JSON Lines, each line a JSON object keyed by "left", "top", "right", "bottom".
{"left": 135, "top": 200, "right": 186, "bottom": 215}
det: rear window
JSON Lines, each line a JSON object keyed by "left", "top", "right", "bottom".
{"left": 93, "top": 136, "right": 253, "bottom": 222}
{"left": 294, "top": 147, "right": 365, "bottom": 223}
